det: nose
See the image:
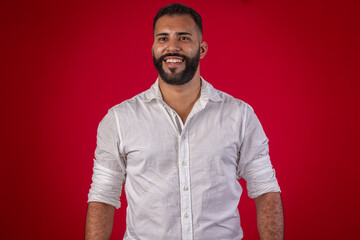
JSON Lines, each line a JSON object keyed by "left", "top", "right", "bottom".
{"left": 165, "top": 38, "right": 181, "bottom": 53}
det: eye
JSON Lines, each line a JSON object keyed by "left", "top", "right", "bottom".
{"left": 158, "top": 37, "right": 167, "bottom": 42}
{"left": 180, "top": 36, "right": 190, "bottom": 41}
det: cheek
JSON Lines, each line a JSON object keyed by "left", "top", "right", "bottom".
{"left": 152, "top": 45, "right": 166, "bottom": 57}
{"left": 187, "top": 44, "right": 200, "bottom": 56}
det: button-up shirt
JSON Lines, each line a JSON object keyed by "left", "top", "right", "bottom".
{"left": 88, "top": 78, "right": 280, "bottom": 240}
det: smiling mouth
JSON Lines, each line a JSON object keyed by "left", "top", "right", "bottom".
{"left": 163, "top": 56, "right": 184, "bottom": 63}
{"left": 165, "top": 59, "right": 183, "bottom": 63}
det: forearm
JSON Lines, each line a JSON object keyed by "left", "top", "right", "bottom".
{"left": 255, "top": 192, "right": 284, "bottom": 240}
{"left": 85, "top": 202, "right": 115, "bottom": 240}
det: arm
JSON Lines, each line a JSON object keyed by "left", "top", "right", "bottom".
{"left": 85, "top": 202, "right": 115, "bottom": 240}
{"left": 86, "top": 109, "right": 126, "bottom": 239}
{"left": 255, "top": 192, "right": 284, "bottom": 240}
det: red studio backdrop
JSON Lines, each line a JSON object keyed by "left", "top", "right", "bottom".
{"left": 1, "top": 0, "right": 359, "bottom": 239}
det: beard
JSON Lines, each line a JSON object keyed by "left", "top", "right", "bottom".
{"left": 152, "top": 49, "right": 200, "bottom": 86}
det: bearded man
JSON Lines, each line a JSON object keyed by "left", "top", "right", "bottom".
{"left": 86, "top": 3, "right": 284, "bottom": 240}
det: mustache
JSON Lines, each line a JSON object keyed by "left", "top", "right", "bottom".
{"left": 158, "top": 53, "right": 187, "bottom": 62}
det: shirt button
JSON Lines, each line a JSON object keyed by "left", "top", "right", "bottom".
{"left": 183, "top": 186, "right": 189, "bottom": 191}
{"left": 182, "top": 161, "right": 187, "bottom": 166}
{"left": 184, "top": 213, "right": 189, "bottom": 218}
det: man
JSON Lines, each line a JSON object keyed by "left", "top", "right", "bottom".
{"left": 86, "top": 3, "right": 283, "bottom": 240}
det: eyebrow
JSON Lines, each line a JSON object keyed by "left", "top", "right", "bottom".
{"left": 155, "top": 32, "right": 193, "bottom": 37}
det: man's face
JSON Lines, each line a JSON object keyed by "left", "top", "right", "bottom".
{"left": 152, "top": 14, "right": 204, "bottom": 85}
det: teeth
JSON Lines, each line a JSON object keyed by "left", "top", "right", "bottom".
{"left": 166, "top": 59, "right": 182, "bottom": 63}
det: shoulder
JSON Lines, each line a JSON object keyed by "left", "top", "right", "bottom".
{"left": 212, "top": 86, "right": 254, "bottom": 115}
{"left": 110, "top": 87, "right": 154, "bottom": 113}
{"left": 202, "top": 78, "right": 252, "bottom": 112}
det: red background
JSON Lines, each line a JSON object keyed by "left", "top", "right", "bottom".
{"left": 1, "top": 0, "right": 359, "bottom": 239}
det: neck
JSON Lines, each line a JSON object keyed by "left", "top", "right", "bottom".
{"left": 158, "top": 72, "right": 202, "bottom": 124}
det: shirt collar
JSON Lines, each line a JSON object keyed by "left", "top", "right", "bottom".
{"left": 139, "top": 77, "right": 223, "bottom": 103}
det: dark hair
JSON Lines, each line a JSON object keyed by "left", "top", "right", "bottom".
{"left": 153, "top": 3, "right": 203, "bottom": 35}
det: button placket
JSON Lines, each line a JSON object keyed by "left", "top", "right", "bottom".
{"left": 178, "top": 129, "right": 193, "bottom": 240}
{"left": 159, "top": 102, "right": 182, "bottom": 135}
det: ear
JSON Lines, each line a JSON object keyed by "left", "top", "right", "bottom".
{"left": 151, "top": 44, "right": 155, "bottom": 56}
{"left": 199, "top": 41, "right": 208, "bottom": 59}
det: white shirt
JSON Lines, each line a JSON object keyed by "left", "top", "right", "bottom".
{"left": 88, "top": 78, "right": 280, "bottom": 240}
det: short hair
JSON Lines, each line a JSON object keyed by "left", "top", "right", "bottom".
{"left": 153, "top": 3, "right": 203, "bottom": 35}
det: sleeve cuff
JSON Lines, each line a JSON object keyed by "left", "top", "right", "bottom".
{"left": 242, "top": 155, "right": 281, "bottom": 198}
{"left": 88, "top": 161, "right": 124, "bottom": 209}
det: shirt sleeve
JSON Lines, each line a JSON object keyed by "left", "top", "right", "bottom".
{"left": 88, "top": 108, "right": 126, "bottom": 209}
{"left": 237, "top": 104, "right": 280, "bottom": 199}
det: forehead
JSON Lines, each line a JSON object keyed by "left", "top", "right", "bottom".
{"left": 154, "top": 14, "right": 198, "bottom": 35}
